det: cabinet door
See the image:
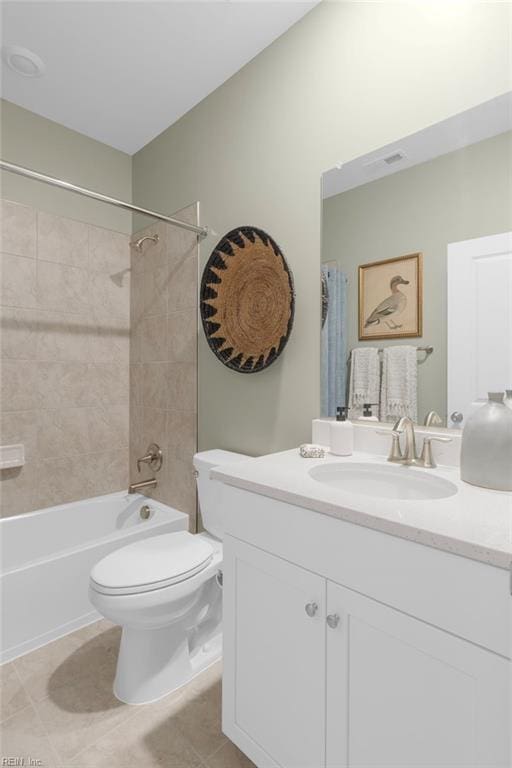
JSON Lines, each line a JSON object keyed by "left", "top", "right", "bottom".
{"left": 223, "top": 535, "right": 326, "bottom": 768}
{"left": 326, "top": 581, "right": 510, "bottom": 768}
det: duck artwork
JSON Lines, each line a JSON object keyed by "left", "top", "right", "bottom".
{"left": 364, "top": 275, "right": 409, "bottom": 330}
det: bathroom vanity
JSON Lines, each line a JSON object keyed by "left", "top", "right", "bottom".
{"left": 214, "top": 449, "right": 511, "bottom": 768}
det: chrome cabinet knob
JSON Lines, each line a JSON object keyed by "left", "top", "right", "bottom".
{"left": 326, "top": 613, "right": 340, "bottom": 629}
{"left": 450, "top": 411, "right": 463, "bottom": 424}
{"left": 304, "top": 602, "right": 318, "bottom": 618}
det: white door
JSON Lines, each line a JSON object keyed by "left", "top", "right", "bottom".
{"left": 326, "top": 581, "right": 510, "bottom": 768}
{"left": 222, "top": 536, "right": 327, "bottom": 768}
{"left": 447, "top": 231, "right": 512, "bottom": 428}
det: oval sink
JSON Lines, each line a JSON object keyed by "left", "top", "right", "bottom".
{"left": 309, "top": 462, "right": 458, "bottom": 501}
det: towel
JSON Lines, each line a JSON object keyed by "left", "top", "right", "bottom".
{"left": 348, "top": 348, "right": 380, "bottom": 418}
{"left": 380, "top": 345, "right": 417, "bottom": 422}
{"left": 321, "top": 265, "right": 347, "bottom": 417}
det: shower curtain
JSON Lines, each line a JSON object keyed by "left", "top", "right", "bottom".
{"left": 321, "top": 264, "right": 347, "bottom": 417}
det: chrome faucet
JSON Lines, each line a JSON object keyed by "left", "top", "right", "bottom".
{"left": 377, "top": 417, "right": 451, "bottom": 468}
{"left": 136, "top": 443, "right": 163, "bottom": 473}
{"left": 128, "top": 478, "right": 157, "bottom": 494}
{"left": 393, "top": 416, "right": 418, "bottom": 465}
{"left": 424, "top": 410, "right": 443, "bottom": 427}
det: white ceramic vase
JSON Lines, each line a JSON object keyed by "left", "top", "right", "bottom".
{"left": 461, "top": 392, "right": 512, "bottom": 491}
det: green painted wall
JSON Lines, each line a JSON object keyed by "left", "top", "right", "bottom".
{"left": 0, "top": 100, "right": 132, "bottom": 233}
{"left": 322, "top": 131, "right": 512, "bottom": 422}
{"left": 132, "top": 1, "right": 511, "bottom": 456}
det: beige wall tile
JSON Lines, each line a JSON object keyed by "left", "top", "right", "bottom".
{"left": 88, "top": 318, "right": 130, "bottom": 365}
{"left": 37, "top": 311, "right": 91, "bottom": 362}
{"left": 0, "top": 200, "right": 36, "bottom": 258}
{"left": 0, "top": 308, "right": 39, "bottom": 359}
{"left": 37, "top": 408, "right": 91, "bottom": 459}
{"left": 88, "top": 403, "right": 129, "bottom": 451}
{"left": 37, "top": 260, "right": 90, "bottom": 314}
{"left": 89, "top": 271, "right": 130, "bottom": 322}
{"left": 167, "top": 363, "right": 197, "bottom": 412}
{"left": 38, "top": 361, "right": 93, "bottom": 409}
{"left": 168, "top": 309, "right": 197, "bottom": 363}
{"left": 0, "top": 252, "right": 38, "bottom": 308}
{"left": 140, "top": 362, "right": 169, "bottom": 410}
{"left": 142, "top": 265, "right": 168, "bottom": 317}
{"left": 167, "top": 251, "right": 198, "bottom": 312}
{"left": 1, "top": 201, "right": 131, "bottom": 514}
{"left": 85, "top": 448, "right": 129, "bottom": 496}
{"left": 37, "top": 211, "right": 89, "bottom": 267}
{"left": 88, "top": 363, "right": 129, "bottom": 406}
{"left": 140, "top": 314, "right": 168, "bottom": 363}
{"left": 0, "top": 463, "right": 37, "bottom": 516}
{"left": 129, "top": 364, "right": 143, "bottom": 407}
{"left": 34, "top": 455, "right": 91, "bottom": 509}
{"left": 169, "top": 457, "right": 197, "bottom": 519}
{"left": 89, "top": 226, "right": 130, "bottom": 274}
{"left": 0, "top": 410, "right": 38, "bottom": 460}
{"left": 167, "top": 409, "right": 197, "bottom": 461}
{"left": 1, "top": 359, "right": 40, "bottom": 411}
{"left": 141, "top": 407, "right": 169, "bottom": 453}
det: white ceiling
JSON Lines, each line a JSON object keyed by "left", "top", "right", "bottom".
{"left": 322, "top": 92, "right": 512, "bottom": 199}
{"left": 1, "top": 0, "right": 318, "bottom": 155}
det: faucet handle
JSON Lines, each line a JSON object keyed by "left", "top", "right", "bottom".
{"left": 420, "top": 435, "right": 452, "bottom": 468}
{"left": 136, "top": 443, "right": 163, "bottom": 473}
{"left": 376, "top": 428, "right": 403, "bottom": 462}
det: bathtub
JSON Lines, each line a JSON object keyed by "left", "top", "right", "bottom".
{"left": 0, "top": 492, "right": 188, "bottom": 663}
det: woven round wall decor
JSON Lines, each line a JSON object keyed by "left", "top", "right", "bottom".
{"left": 200, "top": 226, "right": 295, "bottom": 373}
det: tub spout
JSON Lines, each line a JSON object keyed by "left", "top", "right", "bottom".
{"left": 128, "top": 478, "right": 157, "bottom": 494}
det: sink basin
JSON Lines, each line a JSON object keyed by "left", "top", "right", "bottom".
{"left": 309, "top": 462, "right": 458, "bottom": 500}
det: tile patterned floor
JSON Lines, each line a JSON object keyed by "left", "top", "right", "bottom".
{"left": 0, "top": 620, "right": 255, "bottom": 768}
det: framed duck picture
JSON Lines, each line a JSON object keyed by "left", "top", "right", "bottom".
{"left": 359, "top": 252, "right": 423, "bottom": 340}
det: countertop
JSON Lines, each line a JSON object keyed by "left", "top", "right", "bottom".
{"left": 212, "top": 450, "right": 512, "bottom": 570}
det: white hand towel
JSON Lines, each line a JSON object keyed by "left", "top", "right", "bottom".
{"left": 348, "top": 348, "right": 380, "bottom": 418}
{"left": 380, "top": 345, "right": 417, "bottom": 422}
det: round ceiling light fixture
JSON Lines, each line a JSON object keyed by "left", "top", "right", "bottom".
{"left": 2, "top": 45, "right": 46, "bottom": 78}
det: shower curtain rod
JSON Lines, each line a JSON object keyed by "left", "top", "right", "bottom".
{"left": 0, "top": 159, "right": 209, "bottom": 239}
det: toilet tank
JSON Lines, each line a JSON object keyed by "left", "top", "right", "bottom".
{"left": 193, "top": 450, "right": 249, "bottom": 540}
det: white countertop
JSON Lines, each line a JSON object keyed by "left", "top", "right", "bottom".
{"left": 212, "top": 450, "right": 512, "bottom": 570}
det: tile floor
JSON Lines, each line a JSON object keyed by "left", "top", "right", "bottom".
{"left": 1, "top": 620, "right": 255, "bottom": 768}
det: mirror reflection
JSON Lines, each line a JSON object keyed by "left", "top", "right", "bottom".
{"left": 321, "top": 93, "right": 512, "bottom": 428}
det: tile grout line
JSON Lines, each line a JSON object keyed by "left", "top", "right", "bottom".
{"left": 10, "top": 659, "right": 64, "bottom": 768}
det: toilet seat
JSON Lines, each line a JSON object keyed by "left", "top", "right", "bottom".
{"left": 90, "top": 531, "right": 213, "bottom": 596}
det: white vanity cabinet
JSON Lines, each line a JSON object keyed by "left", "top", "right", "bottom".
{"left": 221, "top": 486, "right": 511, "bottom": 768}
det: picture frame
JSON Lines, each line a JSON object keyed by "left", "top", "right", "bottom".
{"left": 358, "top": 252, "right": 423, "bottom": 341}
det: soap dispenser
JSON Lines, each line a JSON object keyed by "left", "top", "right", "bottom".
{"left": 360, "top": 403, "right": 379, "bottom": 422}
{"left": 330, "top": 406, "right": 354, "bottom": 456}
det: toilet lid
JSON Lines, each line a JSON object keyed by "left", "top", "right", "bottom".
{"left": 90, "top": 532, "right": 213, "bottom": 595}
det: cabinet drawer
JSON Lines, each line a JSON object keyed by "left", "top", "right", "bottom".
{"left": 222, "top": 485, "right": 510, "bottom": 657}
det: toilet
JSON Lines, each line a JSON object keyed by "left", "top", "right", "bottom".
{"left": 89, "top": 449, "right": 248, "bottom": 705}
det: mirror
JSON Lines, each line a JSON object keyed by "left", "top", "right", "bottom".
{"left": 321, "top": 93, "right": 512, "bottom": 428}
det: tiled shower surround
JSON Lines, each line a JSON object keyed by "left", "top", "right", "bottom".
{"left": 129, "top": 205, "right": 198, "bottom": 527}
{"left": 0, "top": 199, "right": 198, "bottom": 525}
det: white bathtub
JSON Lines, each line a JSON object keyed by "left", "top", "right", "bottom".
{"left": 0, "top": 492, "right": 188, "bottom": 663}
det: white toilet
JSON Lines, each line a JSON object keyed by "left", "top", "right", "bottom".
{"left": 89, "top": 449, "right": 248, "bottom": 705}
